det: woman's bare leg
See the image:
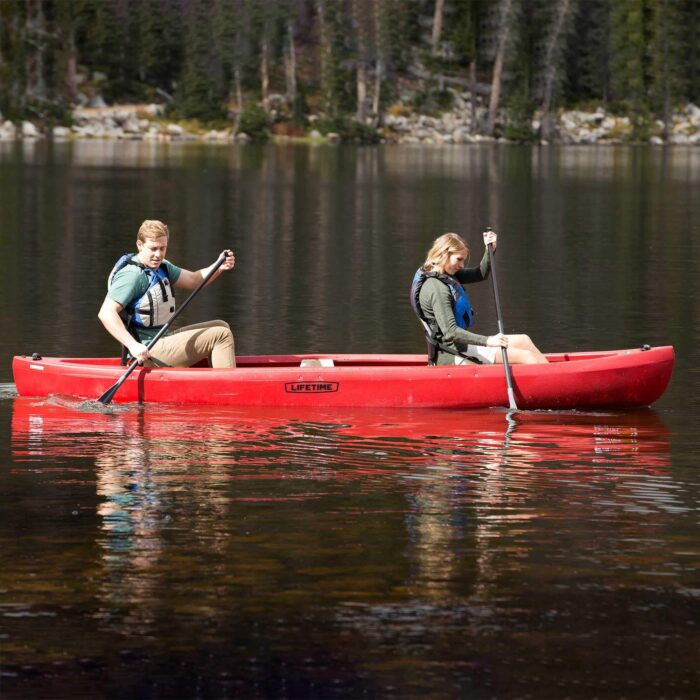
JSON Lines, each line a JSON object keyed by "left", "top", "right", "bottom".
{"left": 493, "top": 334, "right": 548, "bottom": 364}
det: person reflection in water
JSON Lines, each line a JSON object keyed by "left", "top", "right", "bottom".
{"left": 410, "top": 230, "right": 548, "bottom": 366}
{"left": 98, "top": 219, "right": 236, "bottom": 368}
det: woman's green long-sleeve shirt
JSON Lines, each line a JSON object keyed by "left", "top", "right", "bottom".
{"left": 418, "top": 249, "right": 492, "bottom": 366}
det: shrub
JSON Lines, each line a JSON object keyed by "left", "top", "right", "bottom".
{"left": 315, "top": 115, "right": 380, "bottom": 144}
{"left": 238, "top": 102, "right": 270, "bottom": 141}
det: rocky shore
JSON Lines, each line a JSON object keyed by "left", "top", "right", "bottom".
{"left": 2, "top": 96, "right": 699, "bottom": 145}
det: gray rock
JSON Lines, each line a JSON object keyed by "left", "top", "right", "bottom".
{"left": 22, "top": 121, "right": 39, "bottom": 138}
{"left": 52, "top": 126, "right": 72, "bottom": 139}
{"left": 0, "top": 121, "right": 17, "bottom": 140}
{"left": 88, "top": 95, "right": 107, "bottom": 109}
{"left": 122, "top": 118, "right": 141, "bottom": 134}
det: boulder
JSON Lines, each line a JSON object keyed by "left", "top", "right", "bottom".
{"left": 122, "top": 118, "right": 141, "bottom": 134}
{"left": 452, "top": 127, "right": 473, "bottom": 144}
{"left": 87, "top": 95, "right": 107, "bottom": 109}
{"left": 22, "top": 121, "right": 39, "bottom": 138}
{"left": 145, "top": 103, "right": 164, "bottom": 117}
{"left": 52, "top": 126, "right": 72, "bottom": 140}
{"left": 0, "top": 121, "right": 17, "bottom": 140}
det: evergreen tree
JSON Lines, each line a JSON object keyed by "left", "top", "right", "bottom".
{"left": 445, "top": 0, "right": 486, "bottom": 131}
{"left": 608, "top": 0, "right": 648, "bottom": 115}
{"left": 649, "top": 0, "right": 687, "bottom": 138}
{"left": 536, "top": 0, "right": 576, "bottom": 139}
{"left": 563, "top": 0, "right": 610, "bottom": 105}
{"left": 687, "top": 0, "right": 700, "bottom": 104}
{"left": 0, "top": 0, "right": 27, "bottom": 118}
{"left": 216, "top": 0, "right": 249, "bottom": 114}
{"left": 173, "top": 0, "right": 226, "bottom": 120}
{"left": 485, "top": 0, "right": 519, "bottom": 136}
{"left": 316, "top": 0, "right": 354, "bottom": 119}
{"left": 136, "top": 0, "right": 185, "bottom": 99}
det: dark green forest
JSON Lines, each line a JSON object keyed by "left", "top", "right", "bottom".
{"left": 1, "top": 0, "right": 699, "bottom": 140}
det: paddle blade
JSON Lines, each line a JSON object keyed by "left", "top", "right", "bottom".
{"left": 97, "top": 360, "right": 137, "bottom": 404}
{"left": 97, "top": 382, "right": 121, "bottom": 405}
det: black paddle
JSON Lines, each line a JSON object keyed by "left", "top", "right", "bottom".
{"left": 98, "top": 251, "right": 229, "bottom": 405}
{"left": 486, "top": 229, "right": 518, "bottom": 410}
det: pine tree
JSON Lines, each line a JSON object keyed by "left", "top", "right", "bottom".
{"left": 563, "top": 0, "right": 610, "bottom": 105}
{"left": 316, "top": 0, "right": 353, "bottom": 119}
{"left": 537, "top": 0, "right": 576, "bottom": 139}
{"left": 445, "top": 0, "right": 490, "bottom": 131}
{"left": 0, "top": 0, "right": 27, "bottom": 118}
{"left": 687, "top": 0, "right": 700, "bottom": 104}
{"left": 609, "top": 0, "right": 648, "bottom": 115}
{"left": 137, "top": 0, "right": 185, "bottom": 100}
{"left": 173, "top": 0, "right": 226, "bottom": 120}
{"left": 486, "top": 0, "right": 518, "bottom": 136}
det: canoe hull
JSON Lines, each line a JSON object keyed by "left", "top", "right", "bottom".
{"left": 13, "top": 346, "right": 674, "bottom": 409}
{"left": 12, "top": 347, "right": 674, "bottom": 410}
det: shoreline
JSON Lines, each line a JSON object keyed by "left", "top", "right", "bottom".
{"left": 2, "top": 100, "right": 699, "bottom": 146}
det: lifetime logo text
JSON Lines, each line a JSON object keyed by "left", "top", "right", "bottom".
{"left": 285, "top": 382, "right": 339, "bottom": 393}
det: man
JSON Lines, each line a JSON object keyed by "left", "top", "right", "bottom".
{"left": 98, "top": 219, "right": 236, "bottom": 368}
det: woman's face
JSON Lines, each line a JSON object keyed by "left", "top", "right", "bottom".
{"left": 443, "top": 249, "right": 468, "bottom": 276}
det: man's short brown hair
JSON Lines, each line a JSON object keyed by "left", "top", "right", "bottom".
{"left": 137, "top": 220, "right": 170, "bottom": 243}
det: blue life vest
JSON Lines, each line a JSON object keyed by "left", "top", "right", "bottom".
{"left": 108, "top": 254, "right": 175, "bottom": 336}
{"left": 410, "top": 267, "right": 474, "bottom": 329}
{"left": 410, "top": 267, "right": 477, "bottom": 365}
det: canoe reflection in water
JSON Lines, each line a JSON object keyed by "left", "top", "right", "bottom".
{"left": 10, "top": 398, "right": 673, "bottom": 639}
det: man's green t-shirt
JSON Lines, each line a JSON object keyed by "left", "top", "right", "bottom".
{"left": 108, "top": 257, "right": 182, "bottom": 343}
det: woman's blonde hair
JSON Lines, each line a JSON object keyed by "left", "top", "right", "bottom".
{"left": 137, "top": 219, "right": 170, "bottom": 243}
{"left": 422, "top": 232, "right": 469, "bottom": 273}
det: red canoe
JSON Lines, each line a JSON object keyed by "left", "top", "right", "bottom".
{"left": 12, "top": 346, "right": 674, "bottom": 410}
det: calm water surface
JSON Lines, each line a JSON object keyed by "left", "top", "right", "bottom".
{"left": 0, "top": 141, "right": 698, "bottom": 698}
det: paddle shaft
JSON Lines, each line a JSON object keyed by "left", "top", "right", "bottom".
{"left": 487, "top": 238, "right": 518, "bottom": 410}
{"left": 98, "top": 252, "right": 228, "bottom": 404}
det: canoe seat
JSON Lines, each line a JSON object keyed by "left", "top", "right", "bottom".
{"left": 300, "top": 358, "right": 335, "bottom": 368}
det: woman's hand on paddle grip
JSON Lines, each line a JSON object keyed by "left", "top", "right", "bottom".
{"left": 487, "top": 333, "right": 508, "bottom": 348}
{"left": 483, "top": 228, "right": 497, "bottom": 250}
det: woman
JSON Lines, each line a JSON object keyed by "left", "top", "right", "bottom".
{"left": 410, "top": 230, "right": 547, "bottom": 366}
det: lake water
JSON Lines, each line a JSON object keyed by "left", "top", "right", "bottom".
{"left": 0, "top": 141, "right": 698, "bottom": 698}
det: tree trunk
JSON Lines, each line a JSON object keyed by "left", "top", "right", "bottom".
{"left": 469, "top": 59, "right": 478, "bottom": 133}
{"left": 487, "top": 0, "right": 513, "bottom": 137}
{"left": 65, "top": 27, "right": 79, "bottom": 103}
{"left": 357, "top": 60, "right": 368, "bottom": 121}
{"left": 432, "top": 0, "right": 445, "bottom": 55}
{"left": 316, "top": 0, "right": 331, "bottom": 104}
{"left": 233, "top": 66, "right": 243, "bottom": 134}
{"left": 540, "top": 0, "right": 573, "bottom": 141}
{"left": 660, "top": 0, "right": 671, "bottom": 141}
{"left": 284, "top": 19, "right": 297, "bottom": 103}
{"left": 260, "top": 35, "right": 270, "bottom": 115}
{"left": 25, "top": 0, "right": 47, "bottom": 109}
{"left": 372, "top": 54, "right": 383, "bottom": 126}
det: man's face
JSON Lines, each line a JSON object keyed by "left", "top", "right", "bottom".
{"left": 136, "top": 236, "right": 168, "bottom": 269}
